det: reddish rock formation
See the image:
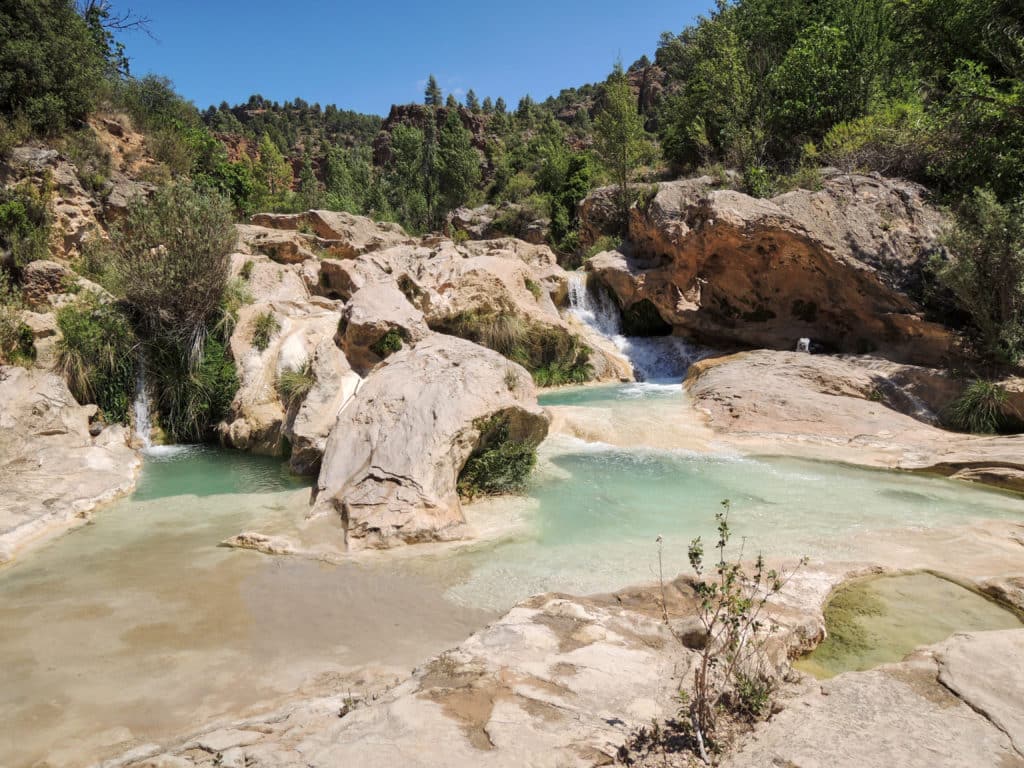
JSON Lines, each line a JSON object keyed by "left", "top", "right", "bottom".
{"left": 583, "top": 172, "right": 955, "bottom": 366}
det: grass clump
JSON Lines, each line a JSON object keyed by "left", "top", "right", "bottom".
{"left": 250, "top": 310, "right": 280, "bottom": 351}
{"left": 457, "top": 415, "right": 538, "bottom": 500}
{"left": 524, "top": 278, "right": 542, "bottom": 300}
{"left": 277, "top": 359, "right": 315, "bottom": 409}
{"left": 370, "top": 328, "right": 404, "bottom": 358}
{"left": 56, "top": 295, "right": 137, "bottom": 423}
{"left": 441, "top": 310, "right": 593, "bottom": 387}
{"left": 944, "top": 380, "right": 1011, "bottom": 434}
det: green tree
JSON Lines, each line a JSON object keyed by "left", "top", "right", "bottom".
{"left": 256, "top": 133, "right": 292, "bottom": 201}
{"left": 937, "top": 188, "right": 1024, "bottom": 365}
{"left": 494, "top": 97, "right": 507, "bottom": 115}
{"left": 482, "top": 96, "right": 494, "bottom": 114}
{"left": 424, "top": 74, "right": 442, "bottom": 106}
{"left": 465, "top": 89, "right": 480, "bottom": 112}
{"left": 0, "top": 0, "right": 106, "bottom": 134}
{"left": 445, "top": 93, "right": 459, "bottom": 109}
{"left": 594, "top": 65, "right": 646, "bottom": 229}
{"left": 384, "top": 123, "right": 428, "bottom": 232}
{"left": 435, "top": 108, "right": 481, "bottom": 223}
{"left": 297, "top": 150, "right": 323, "bottom": 210}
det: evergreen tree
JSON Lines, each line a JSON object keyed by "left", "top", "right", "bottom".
{"left": 435, "top": 109, "right": 481, "bottom": 225}
{"left": 516, "top": 95, "right": 535, "bottom": 122}
{"left": 466, "top": 89, "right": 480, "bottom": 112}
{"left": 594, "top": 64, "right": 646, "bottom": 229}
{"left": 446, "top": 93, "right": 459, "bottom": 108}
{"left": 256, "top": 133, "right": 292, "bottom": 201}
{"left": 424, "top": 74, "right": 442, "bottom": 106}
{"left": 494, "top": 97, "right": 507, "bottom": 115}
{"left": 482, "top": 96, "right": 494, "bottom": 114}
{"left": 297, "top": 150, "right": 322, "bottom": 210}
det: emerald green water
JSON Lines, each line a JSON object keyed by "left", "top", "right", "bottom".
{"left": 3, "top": 389, "right": 1024, "bottom": 766}
{"left": 445, "top": 439, "right": 1024, "bottom": 608}
{"left": 795, "top": 573, "right": 1023, "bottom": 679}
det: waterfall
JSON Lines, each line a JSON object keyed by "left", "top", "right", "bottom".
{"left": 567, "top": 273, "right": 706, "bottom": 382}
{"left": 133, "top": 358, "right": 152, "bottom": 450}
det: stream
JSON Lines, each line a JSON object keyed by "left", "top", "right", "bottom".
{"left": 3, "top": 280, "right": 1024, "bottom": 766}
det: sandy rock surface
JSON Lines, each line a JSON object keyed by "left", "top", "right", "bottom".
{"left": 0, "top": 366, "right": 140, "bottom": 563}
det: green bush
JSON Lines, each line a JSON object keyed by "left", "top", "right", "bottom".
{"left": 0, "top": 180, "right": 53, "bottom": 267}
{"left": 584, "top": 235, "right": 622, "bottom": 260}
{"left": 821, "top": 100, "right": 935, "bottom": 180}
{"left": 440, "top": 311, "right": 593, "bottom": 386}
{"left": 370, "top": 328, "right": 404, "bottom": 358}
{"left": 0, "top": 0, "right": 106, "bottom": 134}
{"left": 0, "top": 272, "right": 34, "bottom": 365}
{"left": 935, "top": 189, "right": 1024, "bottom": 365}
{"left": 277, "top": 360, "right": 315, "bottom": 409}
{"left": 944, "top": 380, "right": 1011, "bottom": 434}
{"left": 56, "top": 296, "right": 137, "bottom": 423}
{"left": 457, "top": 415, "right": 538, "bottom": 499}
{"left": 147, "top": 335, "right": 238, "bottom": 443}
{"left": 251, "top": 310, "right": 280, "bottom": 351}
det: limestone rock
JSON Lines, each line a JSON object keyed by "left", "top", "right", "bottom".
{"left": 235, "top": 223, "right": 319, "bottom": 264}
{"left": 686, "top": 350, "right": 1024, "bottom": 492}
{"left": 337, "top": 281, "right": 429, "bottom": 376}
{"left": 448, "top": 203, "right": 550, "bottom": 245}
{"left": 584, "top": 172, "right": 953, "bottom": 365}
{"left": 723, "top": 630, "right": 1024, "bottom": 768}
{"left": 0, "top": 365, "right": 139, "bottom": 562}
{"left": 313, "top": 334, "right": 549, "bottom": 549}
{"left": 250, "top": 209, "right": 410, "bottom": 258}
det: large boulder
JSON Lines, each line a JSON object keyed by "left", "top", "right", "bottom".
{"left": 585, "top": 172, "right": 954, "bottom": 366}
{"left": 312, "top": 334, "right": 549, "bottom": 549}
{"left": 0, "top": 366, "right": 139, "bottom": 562}
{"left": 249, "top": 210, "right": 411, "bottom": 259}
{"left": 447, "top": 202, "right": 550, "bottom": 245}
{"left": 336, "top": 281, "right": 430, "bottom": 375}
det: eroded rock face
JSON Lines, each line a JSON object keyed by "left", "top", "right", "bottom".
{"left": 0, "top": 366, "right": 140, "bottom": 563}
{"left": 312, "top": 334, "right": 549, "bottom": 549}
{"left": 250, "top": 210, "right": 411, "bottom": 258}
{"left": 447, "top": 203, "right": 550, "bottom": 245}
{"left": 686, "top": 350, "right": 1024, "bottom": 492}
{"left": 336, "top": 281, "right": 429, "bottom": 375}
{"left": 584, "top": 173, "right": 953, "bottom": 365}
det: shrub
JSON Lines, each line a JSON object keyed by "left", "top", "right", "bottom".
{"left": 457, "top": 415, "right": 538, "bottom": 499}
{"left": 584, "top": 235, "right": 622, "bottom": 260}
{"left": 103, "top": 183, "right": 235, "bottom": 354}
{"left": 146, "top": 335, "right": 238, "bottom": 443}
{"left": 0, "top": 0, "right": 106, "bottom": 134}
{"left": 821, "top": 100, "right": 935, "bottom": 180}
{"left": 935, "top": 189, "right": 1024, "bottom": 365}
{"left": 0, "top": 180, "right": 53, "bottom": 267}
{"left": 370, "top": 328, "right": 404, "bottom": 358}
{"left": 215, "top": 277, "right": 252, "bottom": 342}
{"left": 277, "top": 359, "right": 315, "bottom": 409}
{"left": 56, "top": 296, "right": 137, "bottom": 423}
{"left": 0, "top": 272, "right": 34, "bottom": 365}
{"left": 441, "top": 311, "right": 593, "bottom": 386}
{"left": 63, "top": 127, "right": 112, "bottom": 195}
{"left": 944, "top": 380, "right": 1011, "bottom": 434}
{"left": 251, "top": 310, "right": 280, "bottom": 351}
{"left": 239, "top": 260, "right": 254, "bottom": 281}
{"left": 524, "top": 278, "right": 542, "bottom": 300}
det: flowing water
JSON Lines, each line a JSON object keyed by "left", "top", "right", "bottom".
{"left": 5, "top": 374, "right": 1024, "bottom": 764}
{"left": 567, "top": 272, "right": 707, "bottom": 381}
{"left": 794, "top": 572, "right": 1023, "bottom": 679}
{"left": 133, "top": 359, "right": 152, "bottom": 450}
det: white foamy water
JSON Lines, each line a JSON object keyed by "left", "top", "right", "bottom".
{"left": 567, "top": 272, "right": 706, "bottom": 381}
{"left": 133, "top": 358, "right": 153, "bottom": 449}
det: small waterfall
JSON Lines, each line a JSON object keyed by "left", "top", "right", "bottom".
{"left": 133, "top": 358, "right": 152, "bottom": 450}
{"left": 567, "top": 273, "right": 705, "bottom": 382}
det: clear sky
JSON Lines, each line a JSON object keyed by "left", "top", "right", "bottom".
{"left": 115, "top": 0, "right": 708, "bottom": 116}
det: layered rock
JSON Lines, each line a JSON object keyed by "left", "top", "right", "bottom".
{"left": 686, "top": 350, "right": 1024, "bottom": 491}
{"left": 584, "top": 172, "right": 954, "bottom": 365}
{"left": 336, "top": 281, "right": 429, "bottom": 375}
{"left": 0, "top": 366, "right": 140, "bottom": 563}
{"left": 447, "top": 202, "right": 550, "bottom": 245}
{"left": 312, "top": 334, "right": 549, "bottom": 549}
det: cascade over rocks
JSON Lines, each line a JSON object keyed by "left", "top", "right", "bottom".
{"left": 582, "top": 172, "right": 954, "bottom": 365}
{"left": 312, "top": 333, "right": 549, "bottom": 550}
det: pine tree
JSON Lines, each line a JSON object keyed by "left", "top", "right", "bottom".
{"left": 446, "top": 93, "right": 459, "bottom": 108}
{"left": 482, "top": 96, "right": 494, "bottom": 114}
{"left": 494, "top": 97, "right": 507, "bottom": 115}
{"left": 465, "top": 89, "right": 480, "bottom": 112}
{"left": 516, "top": 95, "right": 534, "bottom": 121}
{"left": 424, "top": 74, "right": 442, "bottom": 107}
{"left": 298, "top": 150, "right": 323, "bottom": 210}
{"left": 594, "top": 63, "right": 645, "bottom": 230}
{"left": 256, "top": 133, "right": 292, "bottom": 200}
{"left": 435, "top": 108, "right": 481, "bottom": 226}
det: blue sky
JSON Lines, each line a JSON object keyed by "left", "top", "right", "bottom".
{"left": 117, "top": 0, "right": 708, "bottom": 116}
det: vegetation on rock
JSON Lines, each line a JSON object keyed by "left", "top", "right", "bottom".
{"left": 276, "top": 359, "right": 315, "bottom": 409}
{"left": 457, "top": 414, "right": 538, "bottom": 499}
